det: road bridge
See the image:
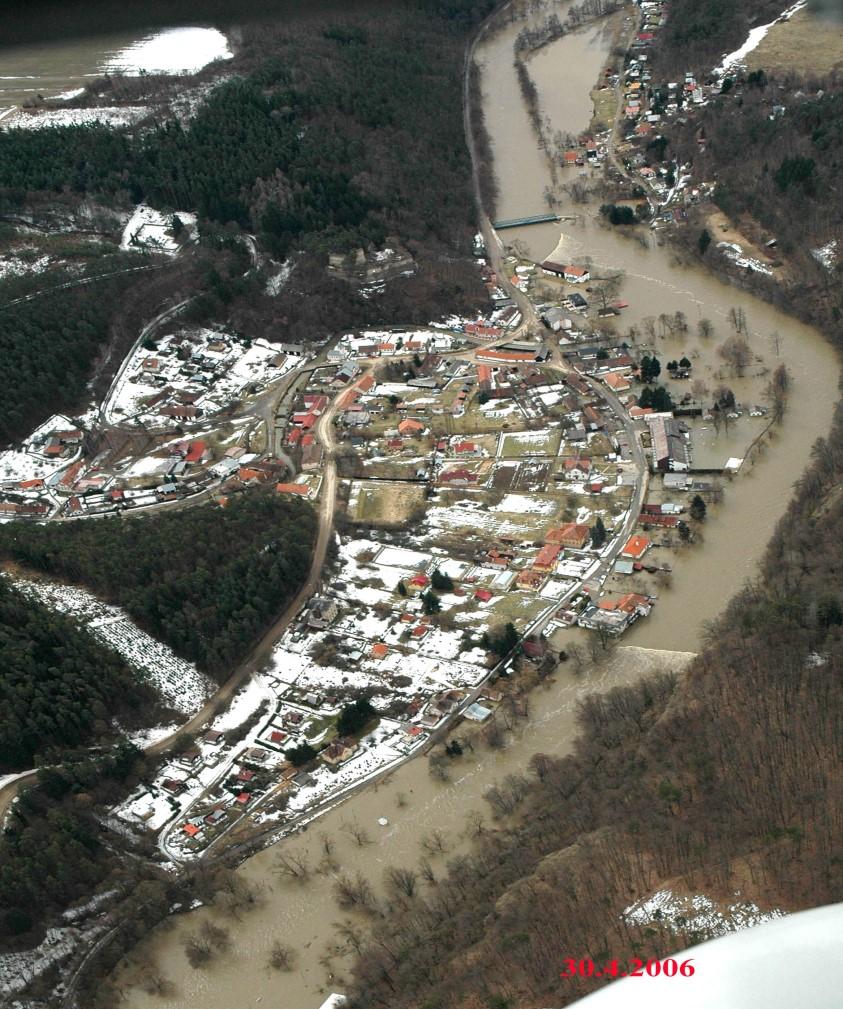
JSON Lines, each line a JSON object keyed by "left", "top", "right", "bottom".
{"left": 492, "top": 213, "right": 561, "bottom": 229}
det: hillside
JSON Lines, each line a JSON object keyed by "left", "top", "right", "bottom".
{"left": 0, "top": 491, "right": 316, "bottom": 677}
{"left": 0, "top": 579, "right": 157, "bottom": 771}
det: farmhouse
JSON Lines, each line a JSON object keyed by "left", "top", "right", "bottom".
{"left": 546, "top": 523, "right": 590, "bottom": 549}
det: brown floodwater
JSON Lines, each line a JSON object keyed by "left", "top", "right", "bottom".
{"left": 114, "top": 646, "right": 692, "bottom": 1009}
{"left": 113, "top": 3, "right": 839, "bottom": 1006}
{"left": 481, "top": 8, "right": 839, "bottom": 651}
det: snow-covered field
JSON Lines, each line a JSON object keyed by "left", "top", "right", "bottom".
{"left": 623, "top": 888, "right": 784, "bottom": 937}
{"left": 11, "top": 577, "right": 214, "bottom": 714}
{"left": 0, "top": 250, "right": 51, "bottom": 280}
{"left": 1, "top": 106, "right": 150, "bottom": 130}
{"left": 121, "top": 204, "right": 197, "bottom": 254}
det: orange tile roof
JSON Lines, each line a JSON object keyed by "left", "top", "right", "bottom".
{"left": 370, "top": 643, "right": 389, "bottom": 659}
{"left": 622, "top": 534, "right": 651, "bottom": 559}
{"left": 276, "top": 483, "right": 310, "bottom": 496}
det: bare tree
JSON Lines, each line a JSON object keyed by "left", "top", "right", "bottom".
{"left": 267, "top": 941, "right": 297, "bottom": 971}
{"left": 275, "top": 851, "right": 311, "bottom": 883}
{"left": 698, "top": 317, "right": 714, "bottom": 338}
{"left": 341, "top": 820, "right": 372, "bottom": 847}
{"left": 419, "top": 857, "right": 436, "bottom": 885}
{"left": 333, "top": 872, "right": 375, "bottom": 910}
{"left": 386, "top": 866, "right": 419, "bottom": 899}
{"left": 421, "top": 829, "right": 450, "bottom": 855}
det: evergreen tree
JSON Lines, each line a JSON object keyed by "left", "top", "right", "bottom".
{"left": 421, "top": 590, "right": 441, "bottom": 615}
{"left": 590, "top": 516, "right": 607, "bottom": 548}
{"left": 690, "top": 494, "right": 707, "bottom": 521}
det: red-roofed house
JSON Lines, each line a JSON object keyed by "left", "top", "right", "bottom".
{"left": 439, "top": 468, "right": 477, "bottom": 485}
{"left": 474, "top": 588, "right": 493, "bottom": 602}
{"left": 398, "top": 418, "right": 425, "bottom": 436}
{"left": 603, "top": 372, "right": 631, "bottom": 393}
{"left": 564, "top": 265, "right": 590, "bottom": 283}
{"left": 533, "top": 542, "right": 562, "bottom": 573}
{"left": 185, "top": 440, "right": 208, "bottom": 464}
{"left": 563, "top": 456, "right": 591, "bottom": 480}
{"left": 621, "top": 534, "right": 651, "bottom": 560}
{"left": 547, "top": 523, "right": 590, "bottom": 549}
{"left": 276, "top": 482, "right": 311, "bottom": 496}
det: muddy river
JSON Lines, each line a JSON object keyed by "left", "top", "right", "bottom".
{"left": 481, "top": 6, "right": 839, "bottom": 651}
{"left": 114, "top": 3, "right": 839, "bottom": 1006}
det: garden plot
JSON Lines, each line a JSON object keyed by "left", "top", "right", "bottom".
{"left": 11, "top": 577, "right": 214, "bottom": 714}
{"left": 425, "top": 497, "right": 550, "bottom": 539}
{"left": 492, "top": 493, "right": 558, "bottom": 517}
{"left": 348, "top": 481, "right": 426, "bottom": 525}
{"left": 499, "top": 428, "right": 562, "bottom": 458}
{"left": 490, "top": 462, "right": 519, "bottom": 490}
{"left": 514, "top": 461, "right": 550, "bottom": 492}
{"left": 376, "top": 545, "right": 432, "bottom": 569}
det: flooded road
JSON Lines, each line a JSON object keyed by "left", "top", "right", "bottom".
{"left": 114, "top": 3, "right": 839, "bottom": 1006}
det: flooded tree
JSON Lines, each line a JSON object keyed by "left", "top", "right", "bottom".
{"left": 267, "top": 940, "right": 297, "bottom": 971}
{"left": 275, "top": 851, "right": 311, "bottom": 883}
{"left": 421, "top": 829, "right": 450, "bottom": 855}
{"left": 386, "top": 866, "right": 419, "bottom": 899}
{"left": 718, "top": 335, "right": 752, "bottom": 377}
{"left": 764, "top": 363, "right": 792, "bottom": 422}
{"left": 341, "top": 820, "right": 372, "bottom": 847}
{"left": 333, "top": 872, "right": 375, "bottom": 910}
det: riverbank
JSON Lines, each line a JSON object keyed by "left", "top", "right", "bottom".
{"left": 0, "top": 26, "right": 232, "bottom": 119}
{"left": 113, "top": 645, "right": 694, "bottom": 1008}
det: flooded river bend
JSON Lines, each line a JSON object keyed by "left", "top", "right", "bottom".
{"left": 114, "top": 4, "right": 839, "bottom": 1006}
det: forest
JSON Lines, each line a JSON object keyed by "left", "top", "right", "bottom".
{"left": 345, "top": 408, "right": 843, "bottom": 1008}
{"left": 0, "top": 742, "right": 151, "bottom": 945}
{"left": 0, "top": 0, "right": 495, "bottom": 263}
{"left": 0, "top": 491, "right": 317, "bottom": 678}
{"left": 0, "top": 580, "right": 154, "bottom": 771}
{"left": 0, "top": 263, "right": 149, "bottom": 444}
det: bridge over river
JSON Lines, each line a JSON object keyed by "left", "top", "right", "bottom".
{"left": 492, "top": 213, "right": 562, "bottom": 229}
